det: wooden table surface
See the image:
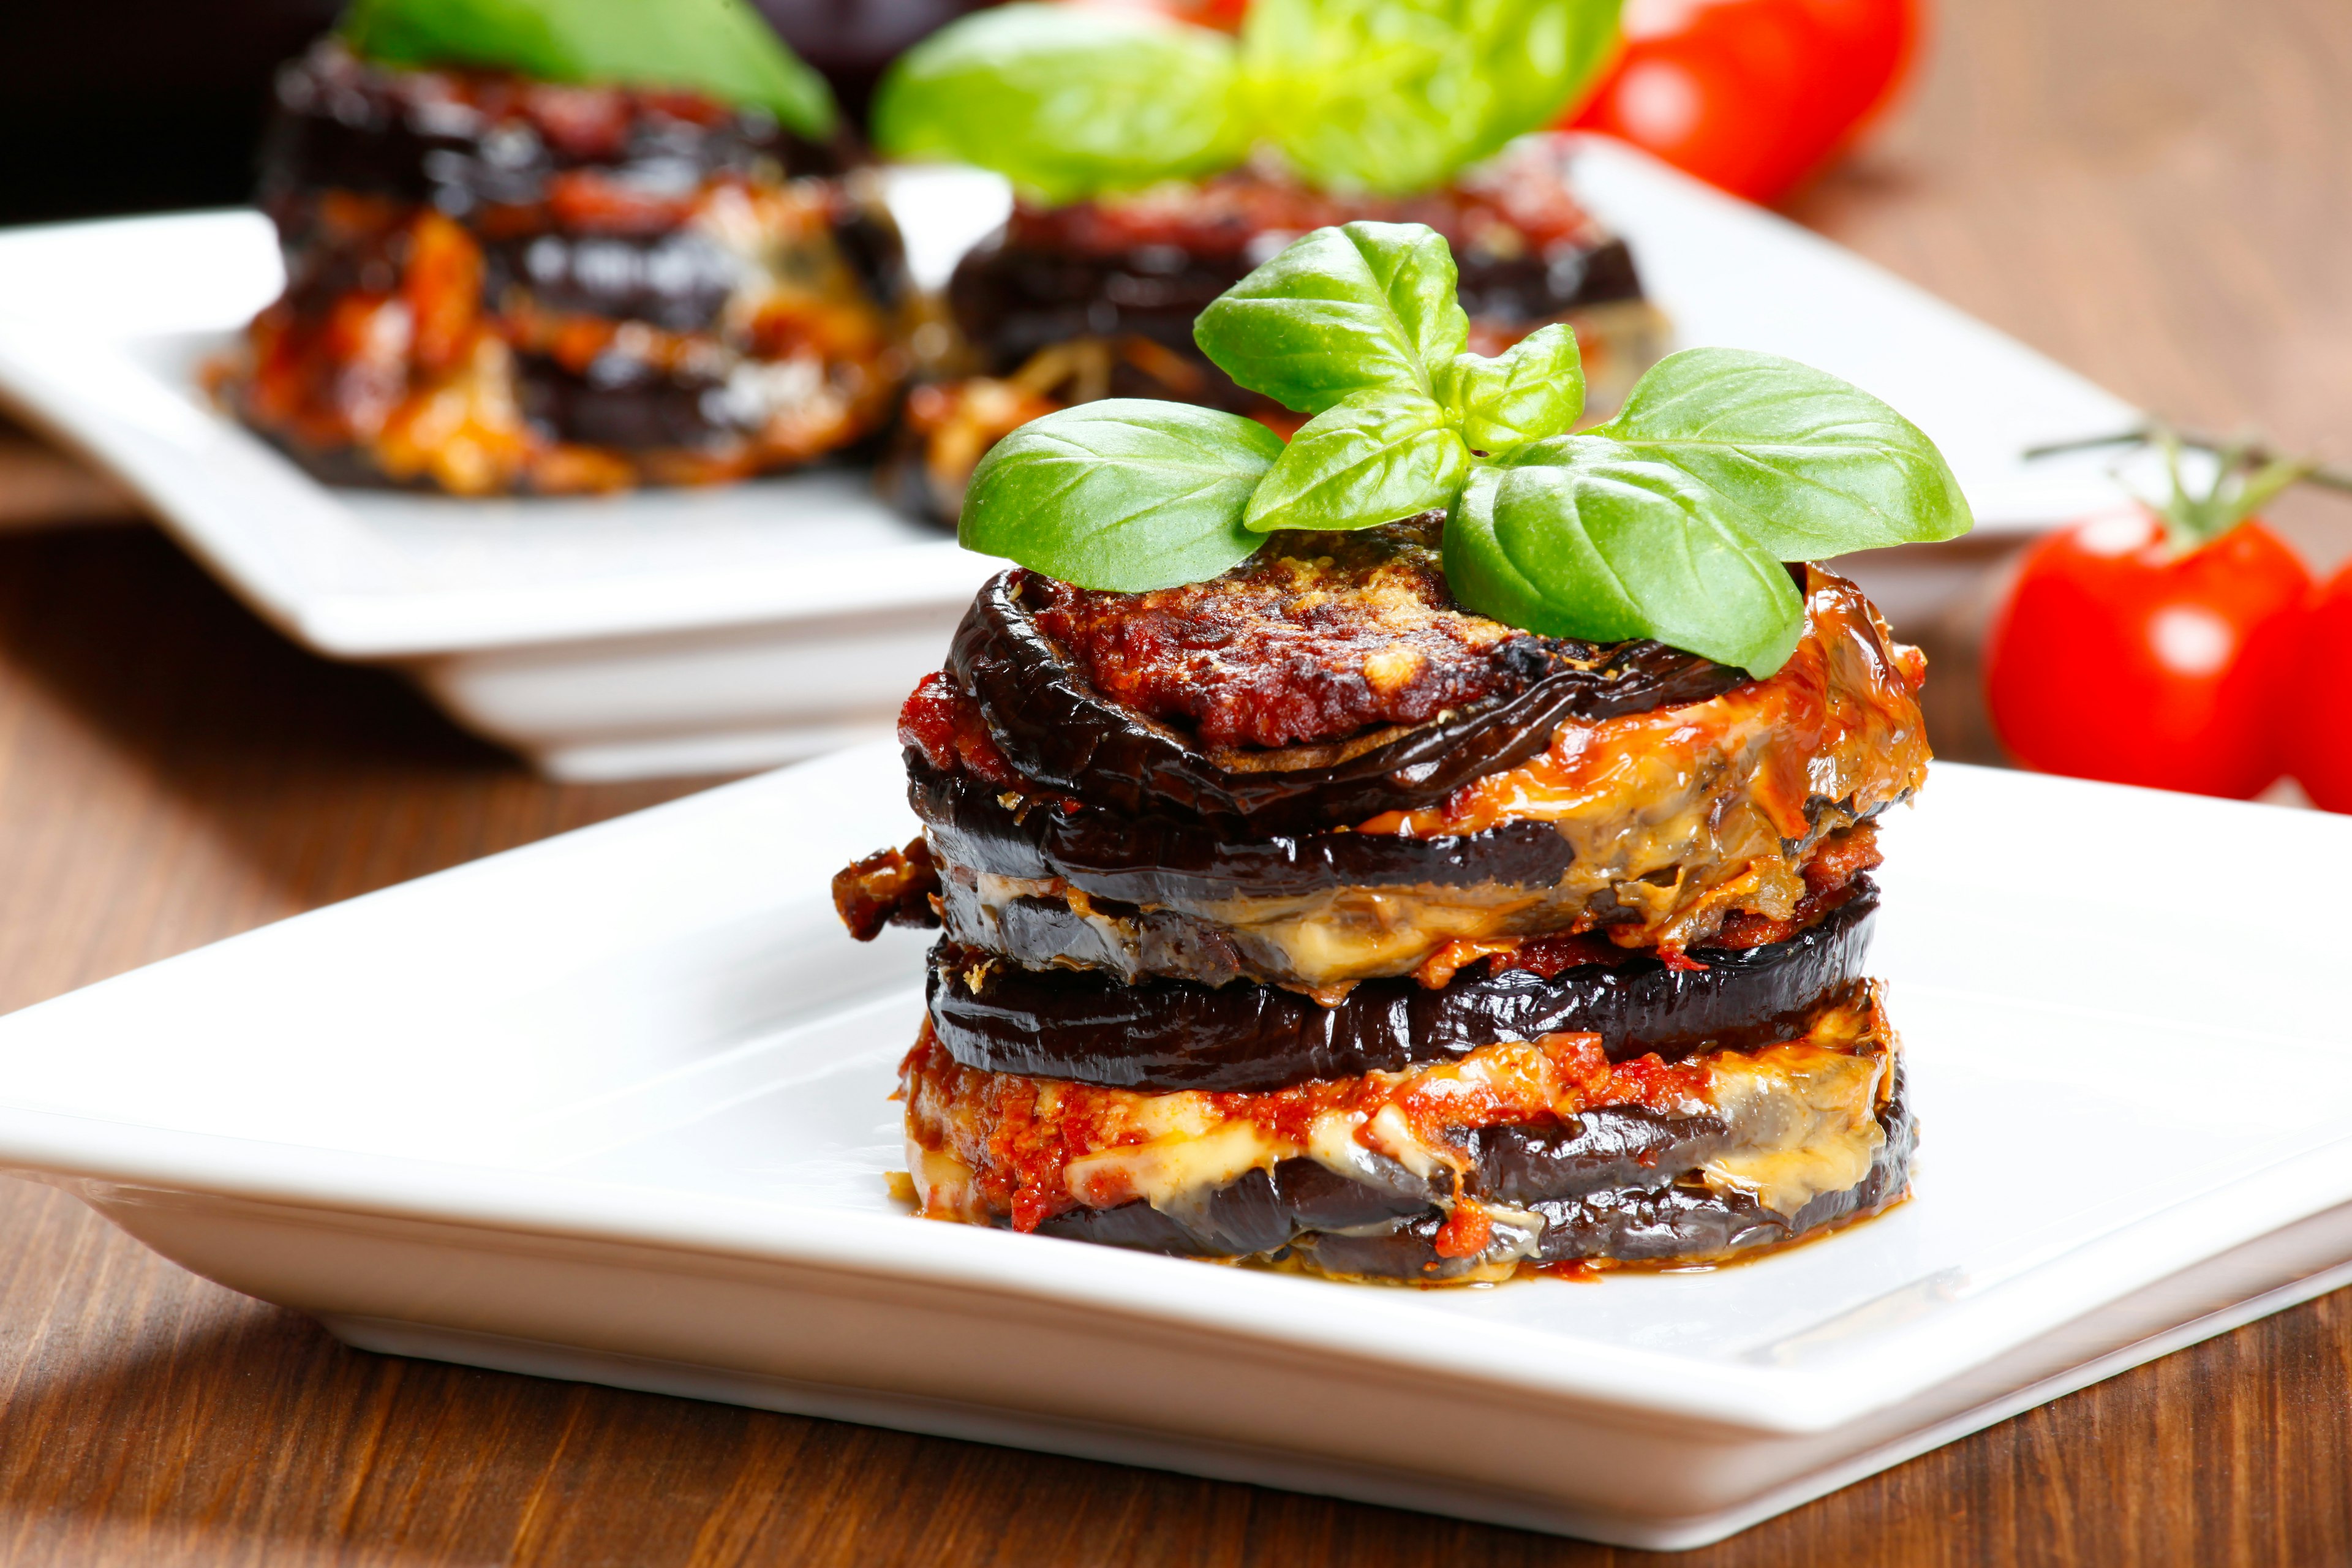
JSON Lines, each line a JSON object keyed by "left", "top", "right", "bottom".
{"left": 4, "top": 0, "right": 2352, "bottom": 1561}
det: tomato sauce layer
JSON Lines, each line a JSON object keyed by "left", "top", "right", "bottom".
{"left": 901, "top": 984, "right": 1888, "bottom": 1234}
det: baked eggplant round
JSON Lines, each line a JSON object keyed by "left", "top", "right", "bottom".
{"left": 1302, "top": 1074, "right": 1913, "bottom": 1281}
{"left": 948, "top": 226, "right": 1643, "bottom": 408}
{"left": 1024, "top": 1067, "right": 1912, "bottom": 1281}
{"left": 947, "top": 569, "right": 1747, "bottom": 837}
{"left": 927, "top": 885, "right": 1877, "bottom": 1091}
{"left": 911, "top": 757, "right": 1579, "bottom": 901}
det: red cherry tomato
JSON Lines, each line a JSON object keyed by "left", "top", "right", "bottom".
{"left": 1983, "top": 509, "right": 2312, "bottom": 800}
{"left": 1567, "top": 0, "right": 1920, "bottom": 205}
{"left": 1063, "top": 0, "right": 1246, "bottom": 29}
{"left": 2288, "top": 562, "right": 2352, "bottom": 812}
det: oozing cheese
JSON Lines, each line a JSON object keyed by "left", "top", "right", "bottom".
{"left": 937, "top": 573, "right": 1925, "bottom": 989}
{"left": 1701, "top": 1043, "right": 1887, "bottom": 1216}
{"left": 900, "top": 984, "right": 1896, "bottom": 1255}
{"left": 955, "top": 819, "right": 1844, "bottom": 990}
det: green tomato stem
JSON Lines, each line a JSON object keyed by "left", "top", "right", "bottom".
{"left": 2024, "top": 425, "right": 2352, "bottom": 499}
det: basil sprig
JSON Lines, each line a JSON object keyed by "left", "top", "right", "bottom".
{"left": 1240, "top": 0, "right": 1619, "bottom": 196}
{"left": 875, "top": 0, "right": 1619, "bottom": 201}
{"left": 961, "top": 221, "right": 1972, "bottom": 676}
{"left": 341, "top": 0, "right": 837, "bottom": 140}
{"left": 960, "top": 402, "right": 1284, "bottom": 592}
{"left": 872, "top": 6, "right": 1246, "bottom": 206}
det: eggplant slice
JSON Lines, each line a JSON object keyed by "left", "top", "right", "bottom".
{"left": 927, "top": 884, "right": 1877, "bottom": 1091}
{"left": 912, "top": 758, "right": 1578, "bottom": 901}
{"left": 1023, "top": 1067, "right": 1912, "bottom": 1281}
{"left": 948, "top": 228, "right": 1644, "bottom": 407}
{"left": 948, "top": 569, "right": 1746, "bottom": 837}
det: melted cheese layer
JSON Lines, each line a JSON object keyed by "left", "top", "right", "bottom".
{"left": 900, "top": 984, "right": 1896, "bottom": 1261}
{"left": 935, "top": 571, "right": 1926, "bottom": 989}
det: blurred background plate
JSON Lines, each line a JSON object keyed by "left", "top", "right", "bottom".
{"left": 0, "top": 140, "right": 2140, "bottom": 781}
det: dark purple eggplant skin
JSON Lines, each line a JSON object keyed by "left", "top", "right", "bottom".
{"left": 1021, "top": 1071, "right": 1911, "bottom": 1276}
{"left": 260, "top": 40, "right": 851, "bottom": 213}
{"left": 1520, "top": 1066, "right": 1913, "bottom": 1267}
{"left": 1298, "top": 1090, "right": 1910, "bottom": 1278}
{"left": 926, "top": 881, "right": 1877, "bottom": 1091}
{"left": 946, "top": 570, "right": 1748, "bottom": 837}
{"left": 1031, "top": 1158, "right": 1443, "bottom": 1257}
{"left": 937, "top": 881, "right": 1261, "bottom": 990}
{"left": 1468, "top": 1109, "right": 1733, "bottom": 1208}
{"left": 948, "top": 229, "right": 1643, "bottom": 394}
{"left": 911, "top": 757, "right": 1577, "bottom": 902}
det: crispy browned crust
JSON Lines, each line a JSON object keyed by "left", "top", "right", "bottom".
{"left": 1028, "top": 514, "right": 1551, "bottom": 751}
{"left": 832, "top": 837, "right": 941, "bottom": 942}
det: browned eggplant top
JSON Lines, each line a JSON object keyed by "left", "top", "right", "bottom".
{"left": 913, "top": 557, "right": 1924, "bottom": 840}
{"left": 1029, "top": 515, "right": 1544, "bottom": 751}
{"left": 1000, "top": 139, "right": 1615, "bottom": 265}
{"left": 945, "top": 139, "right": 1646, "bottom": 386}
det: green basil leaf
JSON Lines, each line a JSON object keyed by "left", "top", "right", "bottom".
{"left": 1193, "top": 221, "right": 1468, "bottom": 415}
{"left": 960, "top": 401, "right": 1282, "bottom": 590}
{"left": 1434, "top": 322, "right": 1585, "bottom": 455}
{"left": 1568, "top": 347, "right": 1975, "bottom": 559}
{"left": 342, "top": 0, "right": 835, "bottom": 139}
{"left": 1444, "top": 450, "right": 1807, "bottom": 675}
{"left": 1472, "top": 0, "right": 1623, "bottom": 165}
{"left": 873, "top": 5, "right": 1244, "bottom": 205}
{"left": 1244, "top": 389, "right": 1472, "bottom": 532}
{"left": 1239, "top": 0, "right": 1620, "bottom": 194}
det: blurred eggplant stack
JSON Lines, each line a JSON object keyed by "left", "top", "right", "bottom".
{"left": 221, "top": 0, "right": 914, "bottom": 495}
{"left": 870, "top": 0, "right": 1672, "bottom": 521}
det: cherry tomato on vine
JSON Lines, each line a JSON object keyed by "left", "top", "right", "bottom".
{"left": 2287, "top": 562, "right": 2352, "bottom": 813}
{"left": 1566, "top": 0, "right": 1920, "bottom": 205}
{"left": 1983, "top": 509, "right": 2311, "bottom": 800}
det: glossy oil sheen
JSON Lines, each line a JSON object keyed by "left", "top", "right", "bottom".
{"left": 924, "top": 887, "right": 1878, "bottom": 1090}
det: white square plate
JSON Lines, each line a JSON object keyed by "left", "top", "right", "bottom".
{"left": 0, "top": 747, "right": 2345, "bottom": 1550}
{"left": 0, "top": 140, "right": 2142, "bottom": 778}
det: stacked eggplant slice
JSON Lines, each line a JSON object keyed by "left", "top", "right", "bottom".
{"left": 837, "top": 516, "right": 1932, "bottom": 1284}
{"left": 222, "top": 41, "right": 909, "bottom": 496}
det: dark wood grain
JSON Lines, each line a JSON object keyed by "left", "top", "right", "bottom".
{"left": 4, "top": 0, "right": 2352, "bottom": 1559}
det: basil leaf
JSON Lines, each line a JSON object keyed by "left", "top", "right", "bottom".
{"left": 1240, "top": 0, "right": 1620, "bottom": 194}
{"left": 960, "top": 401, "right": 1282, "bottom": 590}
{"left": 1434, "top": 323, "right": 1585, "bottom": 455}
{"left": 1193, "top": 222, "right": 1468, "bottom": 415}
{"left": 1245, "top": 389, "right": 1472, "bottom": 532}
{"left": 1472, "top": 0, "right": 1623, "bottom": 165}
{"left": 342, "top": 0, "right": 835, "bottom": 139}
{"left": 873, "top": 5, "right": 1244, "bottom": 205}
{"left": 1571, "top": 347, "right": 1975, "bottom": 559}
{"left": 1444, "top": 450, "right": 1807, "bottom": 675}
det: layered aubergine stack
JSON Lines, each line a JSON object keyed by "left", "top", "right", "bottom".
{"left": 888, "top": 140, "right": 1668, "bottom": 522}
{"left": 837, "top": 519, "right": 1933, "bottom": 1283}
{"left": 870, "top": 1, "right": 1667, "bottom": 522}
{"left": 834, "top": 202, "right": 1967, "bottom": 1284}
{"left": 222, "top": 28, "right": 908, "bottom": 496}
